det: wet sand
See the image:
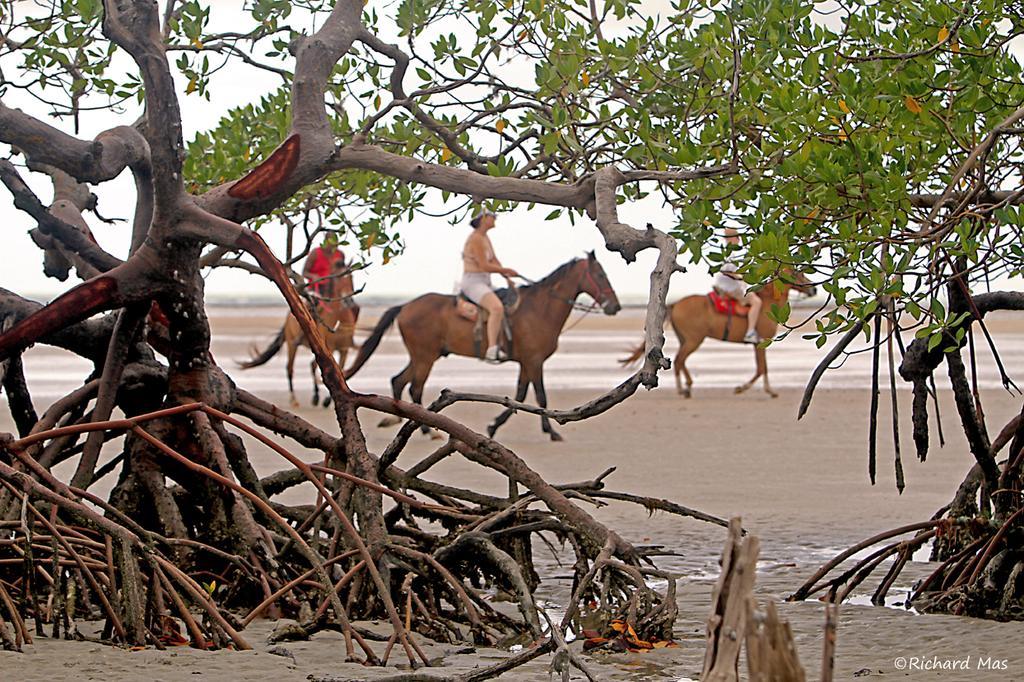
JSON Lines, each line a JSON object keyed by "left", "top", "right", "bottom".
{"left": 4, "top": 306, "right": 1024, "bottom": 680}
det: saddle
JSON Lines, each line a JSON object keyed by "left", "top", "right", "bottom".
{"left": 708, "top": 289, "right": 749, "bottom": 342}
{"left": 708, "top": 289, "right": 749, "bottom": 317}
{"left": 455, "top": 288, "right": 520, "bottom": 360}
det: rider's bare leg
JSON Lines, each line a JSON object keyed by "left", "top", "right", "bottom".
{"left": 480, "top": 291, "right": 504, "bottom": 357}
{"left": 743, "top": 293, "right": 762, "bottom": 341}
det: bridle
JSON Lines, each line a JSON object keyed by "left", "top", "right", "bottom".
{"left": 576, "top": 260, "right": 616, "bottom": 309}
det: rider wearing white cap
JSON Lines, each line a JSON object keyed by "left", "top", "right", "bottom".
{"left": 712, "top": 228, "right": 762, "bottom": 343}
{"left": 461, "top": 208, "right": 520, "bottom": 362}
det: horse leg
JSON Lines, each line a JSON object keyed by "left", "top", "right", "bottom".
{"left": 310, "top": 358, "right": 320, "bottom": 406}
{"left": 286, "top": 343, "right": 299, "bottom": 408}
{"left": 734, "top": 347, "right": 761, "bottom": 394}
{"left": 735, "top": 346, "right": 769, "bottom": 395}
{"left": 488, "top": 367, "right": 529, "bottom": 438}
{"left": 408, "top": 361, "right": 442, "bottom": 439}
{"left": 676, "top": 338, "right": 702, "bottom": 398}
{"left": 531, "top": 369, "right": 562, "bottom": 442}
{"left": 673, "top": 355, "right": 684, "bottom": 395}
{"left": 758, "top": 346, "right": 778, "bottom": 398}
{"left": 378, "top": 363, "right": 413, "bottom": 427}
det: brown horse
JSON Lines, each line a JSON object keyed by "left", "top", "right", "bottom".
{"left": 621, "top": 271, "right": 816, "bottom": 398}
{"left": 240, "top": 262, "right": 359, "bottom": 408}
{"left": 343, "top": 253, "right": 621, "bottom": 440}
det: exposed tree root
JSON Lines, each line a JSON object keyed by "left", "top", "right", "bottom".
{"left": 795, "top": 286, "right": 1024, "bottom": 621}
{"left": 0, "top": 391, "right": 724, "bottom": 671}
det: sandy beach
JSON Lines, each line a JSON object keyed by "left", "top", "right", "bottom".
{"left": 4, "top": 305, "right": 1024, "bottom": 681}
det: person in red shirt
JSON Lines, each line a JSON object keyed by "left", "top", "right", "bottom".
{"left": 302, "top": 234, "right": 359, "bottom": 320}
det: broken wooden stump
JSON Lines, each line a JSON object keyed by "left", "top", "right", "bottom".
{"left": 746, "top": 600, "right": 806, "bottom": 682}
{"left": 702, "top": 517, "right": 761, "bottom": 681}
{"left": 703, "top": 517, "right": 838, "bottom": 682}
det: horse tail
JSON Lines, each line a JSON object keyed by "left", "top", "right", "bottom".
{"left": 618, "top": 303, "right": 674, "bottom": 367}
{"left": 619, "top": 341, "right": 646, "bottom": 367}
{"left": 239, "top": 326, "right": 286, "bottom": 369}
{"left": 344, "top": 304, "right": 402, "bottom": 379}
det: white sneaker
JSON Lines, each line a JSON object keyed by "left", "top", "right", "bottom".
{"left": 484, "top": 345, "right": 502, "bottom": 363}
{"left": 743, "top": 330, "right": 760, "bottom": 344}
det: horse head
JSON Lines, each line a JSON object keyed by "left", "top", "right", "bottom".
{"left": 312, "top": 258, "right": 357, "bottom": 327}
{"left": 760, "top": 268, "right": 816, "bottom": 302}
{"left": 764, "top": 268, "right": 817, "bottom": 301}
{"left": 788, "top": 269, "right": 817, "bottom": 298}
{"left": 577, "top": 251, "right": 621, "bottom": 315}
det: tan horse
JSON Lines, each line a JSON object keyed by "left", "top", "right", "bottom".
{"left": 343, "top": 253, "right": 621, "bottom": 440}
{"left": 621, "top": 272, "right": 815, "bottom": 398}
{"left": 240, "top": 263, "right": 359, "bottom": 408}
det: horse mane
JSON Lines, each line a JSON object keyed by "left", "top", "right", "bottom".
{"left": 519, "top": 258, "right": 580, "bottom": 291}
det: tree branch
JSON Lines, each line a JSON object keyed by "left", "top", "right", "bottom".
{"left": 0, "top": 103, "right": 149, "bottom": 184}
{"left": 0, "top": 160, "right": 122, "bottom": 274}
{"left": 101, "top": 0, "right": 185, "bottom": 206}
{"left": 0, "top": 252, "right": 160, "bottom": 363}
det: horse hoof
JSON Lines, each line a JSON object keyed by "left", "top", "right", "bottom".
{"left": 429, "top": 430, "right": 444, "bottom": 441}
{"left": 289, "top": 399, "right": 300, "bottom": 409}
{"left": 323, "top": 397, "right": 332, "bottom": 408}
{"left": 549, "top": 431, "right": 564, "bottom": 442}
{"left": 311, "top": 396, "right": 319, "bottom": 407}
{"left": 378, "top": 416, "right": 400, "bottom": 428}
{"left": 486, "top": 425, "right": 498, "bottom": 438}
{"left": 734, "top": 386, "right": 746, "bottom": 395}
{"left": 769, "top": 392, "right": 779, "bottom": 399}
{"left": 679, "top": 389, "right": 691, "bottom": 398}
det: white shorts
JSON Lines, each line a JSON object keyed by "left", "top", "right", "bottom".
{"left": 713, "top": 274, "right": 746, "bottom": 300}
{"left": 460, "top": 272, "right": 494, "bottom": 305}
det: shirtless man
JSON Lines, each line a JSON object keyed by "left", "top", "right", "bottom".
{"left": 713, "top": 228, "right": 762, "bottom": 343}
{"left": 460, "top": 209, "right": 520, "bottom": 362}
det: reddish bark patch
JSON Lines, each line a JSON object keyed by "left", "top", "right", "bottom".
{"left": 0, "top": 276, "right": 118, "bottom": 359}
{"left": 227, "top": 135, "right": 301, "bottom": 201}
{"left": 148, "top": 301, "right": 170, "bottom": 328}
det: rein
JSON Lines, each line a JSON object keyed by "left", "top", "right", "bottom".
{"left": 561, "top": 302, "right": 599, "bottom": 332}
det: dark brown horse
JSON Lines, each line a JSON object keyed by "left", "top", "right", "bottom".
{"left": 621, "top": 271, "right": 816, "bottom": 398}
{"left": 344, "top": 253, "right": 621, "bottom": 440}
